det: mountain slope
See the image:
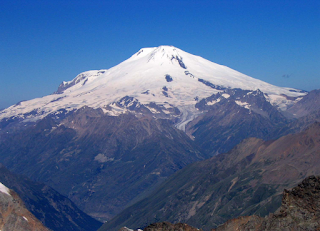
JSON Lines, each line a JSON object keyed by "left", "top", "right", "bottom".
{"left": 186, "top": 88, "right": 288, "bottom": 155}
{"left": 119, "top": 176, "right": 320, "bottom": 231}
{"left": 270, "top": 90, "right": 320, "bottom": 138}
{"left": 214, "top": 175, "right": 320, "bottom": 231}
{"left": 0, "top": 182, "right": 50, "bottom": 231}
{"left": 0, "top": 164, "right": 102, "bottom": 231}
{"left": 286, "top": 89, "right": 320, "bottom": 118}
{"left": 0, "top": 107, "right": 206, "bottom": 220}
{"left": 101, "top": 122, "right": 320, "bottom": 231}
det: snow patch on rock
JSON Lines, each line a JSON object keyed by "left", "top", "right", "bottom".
{"left": 0, "top": 182, "right": 11, "bottom": 197}
{"left": 94, "top": 154, "right": 114, "bottom": 163}
{"left": 235, "top": 100, "right": 251, "bottom": 109}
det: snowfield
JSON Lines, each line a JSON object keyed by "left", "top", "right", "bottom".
{"left": 0, "top": 182, "right": 11, "bottom": 197}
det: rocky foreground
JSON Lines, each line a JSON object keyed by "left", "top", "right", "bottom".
{"left": 118, "top": 222, "right": 200, "bottom": 231}
{"left": 119, "top": 175, "right": 320, "bottom": 231}
{"left": 0, "top": 183, "right": 49, "bottom": 231}
{"left": 213, "top": 175, "right": 320, "bottom": 231}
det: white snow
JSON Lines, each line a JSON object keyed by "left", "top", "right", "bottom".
{"left": 207, "top": 98, "right": 221, "bottom": 105}
{"left": 0, "top": 182, "right": 11, "bottom": 196}
{"left": 222, "top": 93, "right": 230, "bottom": 98}
{"left": 265, "top": 94, "right": 299, "bottom": 111}
{"left": 94, "top": 154, "right": 114, "bottom": 163}
{"left": 145, "top": 106, "right": 160, "bottom": 114}
{"left": 235, "top": 100, "right": 251, "bottom": 109}
{"left": 121, "top": 227, "right": 135, "bottom": 231}
{"left": 175, "top": 105, "right": 202, "bottom": 131}
{"left": 0, "top": 45, "right": 307, "bottom": 127}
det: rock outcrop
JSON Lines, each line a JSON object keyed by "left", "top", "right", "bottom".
{"left": 118, "top": 221, "right": 200, "bottom": 231}
{"left": 0, "top": 182, "right": 49, "bottom": 231}
{"left": 0, "top": 163, "right": 102, "bottom": 231}
{"left": 144, "top": 221, "right": 200, "bottom": 231}
{"left": 213, "top": 175, "right": 320, "bottom": 230}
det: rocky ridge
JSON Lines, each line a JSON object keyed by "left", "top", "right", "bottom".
{"left": 143, "top": 222, "right": 201, "bottom": 231}
{"left": 118, "top": 221, "right": 200, "bottom": 231}
{"left": 0, "top": 164, "right": 102, "bottom": 231}
{"left": 213, "top": 175, "right": 320, "bottom": 231}
{"left": 116, "top": 176, "right": 320, "bottom": 231}
{"left": 0, "top": 182, "right": 50, "bottom": 231}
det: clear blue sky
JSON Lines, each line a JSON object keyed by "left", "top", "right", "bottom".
{"left": 1, "top": 0, "right": 319, "bottom": 109}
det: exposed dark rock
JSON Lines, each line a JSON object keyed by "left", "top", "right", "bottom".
{"left": 286, "top": 89, "right": 320, "bottom": 118}
{"left": 213, "top": 175, "right": 320, "bottom": 231}
{"left": 197, "top": 78, "right": 226, "bottom": 90}
{"left": 188, "top": 89, "right": 288, "bottom": 156}
{"left": 165, "top": 75, "right": 173, "bottom": 82}
{"left": 171, "top": 55, "right": 187, "bottom": 69}
{"left": 144, "top": 221, "right": 201, "bottom": 231}
{"left": 184, "top": 71, "right": 195, "bottom": 78}
{"left": 162, "top": 91, "right": 169, "bottom": 97}
{"left": 112, "top": 96, "right": 181, "bottom": 120}
{"left": 50, "top": 96, "right": 66, "bottom": 103}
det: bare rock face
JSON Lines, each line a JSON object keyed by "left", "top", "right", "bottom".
{"left": 286, "top": 89, "right": 320, "bottom": 118}
{"left": 0, "top": 183, "right": 49, "bottom": 231}
{"left": 143, "top": 221, "right": 201, "bottom": 231}
{"left": 265, "top": 175, "right": 320, "bottom": 230}
{"left": 213, "top": 175, "right": 320, "bottom": 231}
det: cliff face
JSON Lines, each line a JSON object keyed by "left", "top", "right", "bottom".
{"left": 0, "top": 183, "right": 49, "bottom": 231}
{"left": 213, "top": 175, "right": 320, "bottom": 231}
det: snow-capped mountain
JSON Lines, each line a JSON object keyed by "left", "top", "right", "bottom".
{"left": 1, "top": 46, "right": 318, "bottom": 226}
{"left": 0, "top": 45, "right": 306, "bottom": 129}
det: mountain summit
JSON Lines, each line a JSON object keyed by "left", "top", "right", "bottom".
{"left": 0, "top": 45, "right": 306, "bottom": 129}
